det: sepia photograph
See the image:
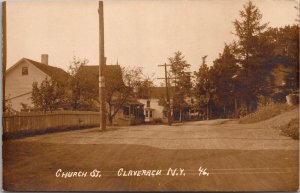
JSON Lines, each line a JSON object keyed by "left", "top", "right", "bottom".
{"left": 2, "top": 0, "right": 299, "bottom": 191}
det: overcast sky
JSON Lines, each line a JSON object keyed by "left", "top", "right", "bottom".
{"left": 7, "top": 0, "right": 299, "bottom": 85}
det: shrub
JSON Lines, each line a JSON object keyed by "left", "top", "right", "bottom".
{"left": 239, "top": 102, "right": 294, "bottom": 124}
{"left": 153, "top": 118, "right": 163, "bottom": 124}
{"left": 278, "top": 118, "right": 299, "bottom": 140}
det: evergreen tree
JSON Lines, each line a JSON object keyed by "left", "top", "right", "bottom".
{"left": 194, "top": 56, "right": 214, "bottom": 120}
{"left": 233, "top": 0, "right": 269, "bottom": 112}
{"left": 210, "top": 45, "right": 239, "bottom": 118}
{"left": 169, "top": 51, "right": 192, "bottom": 121}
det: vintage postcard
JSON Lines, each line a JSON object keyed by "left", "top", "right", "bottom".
{"left": 2, "top": 0, "right": 299, "bottom": 191}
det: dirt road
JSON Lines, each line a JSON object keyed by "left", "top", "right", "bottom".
{"left": 3, "top": 109, "right": 299, "bottom": 191}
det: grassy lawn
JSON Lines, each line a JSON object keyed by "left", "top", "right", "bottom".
{"left": 239, "top": 103, "right": 296, "bottom": 124}
{"left": 278, "top": 118, "right": 299, "bottom": 139}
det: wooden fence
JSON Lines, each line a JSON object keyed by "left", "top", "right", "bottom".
{"left": 2, "top": 111, "right": 100, "bottom": 138}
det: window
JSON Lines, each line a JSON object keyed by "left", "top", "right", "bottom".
{"left": 22, "top": 67, "right": 28, "bottom": 75}
{"left": 145, "top": 110, "right": 149, "bottom": 117}
{"left": 150, "top": 110, "right": 153, "bottom": 118}
{"left": 158, "top": 99, "right": 164, "bottom": 106}
{"left": 123, "top": 107, "right": 129, "bottom": 117}
{"left": 163, "top": 111, "right": 167, "bottom": 118}
{"left": 146, "top": 100, "right": 150, "bottom": 107}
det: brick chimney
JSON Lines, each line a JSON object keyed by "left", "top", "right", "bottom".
{"left": 41, "top": 54, "right": 48, "bottom": 65}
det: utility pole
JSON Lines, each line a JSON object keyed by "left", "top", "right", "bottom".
{"left": 2, "top": 1, "right": 6, "bottom": 113}
{"left": 98, "top": 1, "right": 106, "bottom": 130}
{"left": 201, "top": 55, "right": 209, "bottom": 120}
{"left": 158, "top": 63, "right": 174, "bottom": 126}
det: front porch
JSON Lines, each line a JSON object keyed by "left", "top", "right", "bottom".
{"left": 112, "top": 100, "right": 144, "bottom": 126}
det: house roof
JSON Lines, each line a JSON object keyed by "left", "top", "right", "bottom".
{"left": 78, "top": 65, "right": 123, "bottom": 79}
{"left": 124, "top": 98, "right": 144, "bottom": 106}
{"left": 77, "top": 67, "right": 176, "bottom": 100}
{"left": 78, "top": 65, "right": 145, "bottom": 106}
{"left": 148, "top": 86, "right": 175, "bottom": 99}
{"left": 110, "top": 96, "right": 144, "bottom": 106}
{"left": 77, "top": 65, "right": 124, "bottom": 87}
{"left": 24, "top": 58, "right": 70, "bottom": 85}
{"left": 6, "top": 58, "right": 70, "bottom": 86}
{"left": 265, "top": 55, "right": 295, "bottom": 68}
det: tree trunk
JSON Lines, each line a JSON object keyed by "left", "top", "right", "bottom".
{"left": 206, "top": 104, "right": 209, "bottom": 120}
{"left": 179, "top": 109, "right": 182, "bottom": 122}
{"left": 234, "top": 98, "right": 238, "bottom": 118}
{"left": 108, "top": 104, "right": 113, "bottom": 126}
{"left": 108, "top": 115, "right": 113, "bottom": 126}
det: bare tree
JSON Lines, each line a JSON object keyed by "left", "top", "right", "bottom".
{"left": 106, "top": 66, "right": 145, "bottom": 125}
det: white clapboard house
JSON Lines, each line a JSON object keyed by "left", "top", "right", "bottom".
{"left": 5, "top": 54, "right": 69, "bottom": 112}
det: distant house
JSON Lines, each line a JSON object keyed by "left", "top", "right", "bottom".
{"left": 5, "top": 54, "right": 69, "bottom": 112}
{"left": 267, "top": 55, "right": 298, "bottom": 102}
{"left": 76, "top": 65, "right": 144, "bottom": 126}
{"left": 271, "top": 56, "right": 297, "bottom": 86}
{"left": 139, "top": 98, "right": 166, "bottom": 123}
{"left": 138, "top": 87, "right": 173, "bottom": 123}
{"left": 138, "top": 87, "right": 199, "bottom": 123}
